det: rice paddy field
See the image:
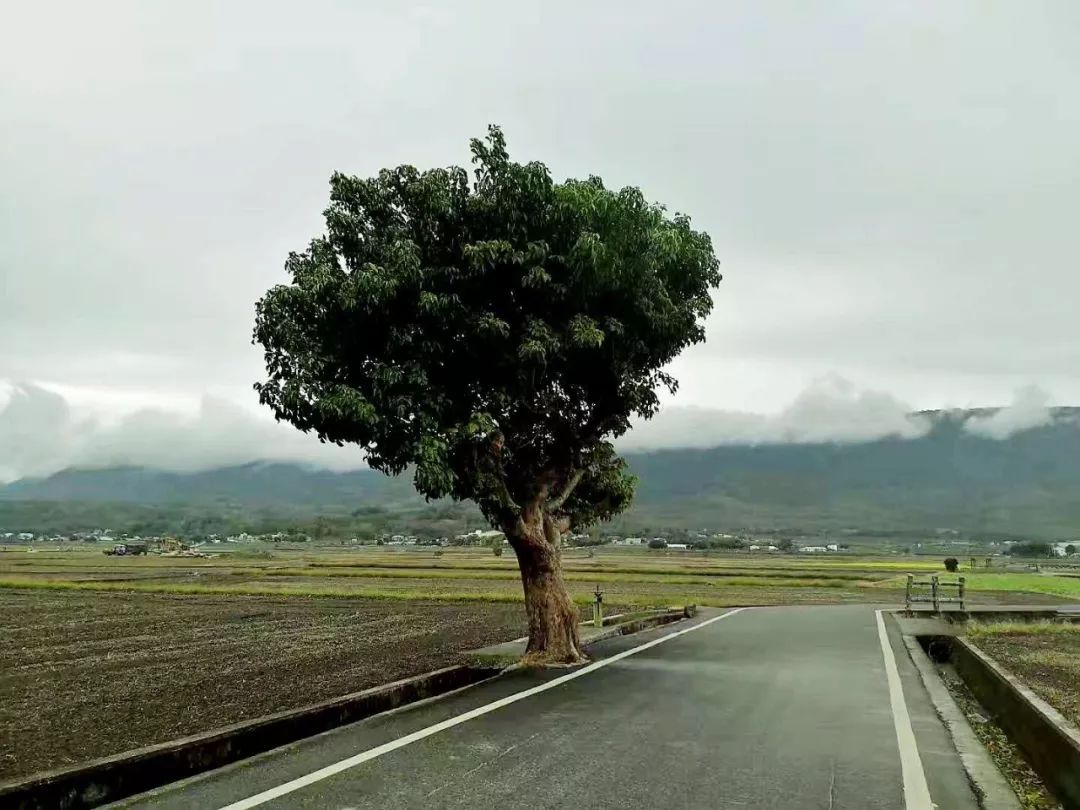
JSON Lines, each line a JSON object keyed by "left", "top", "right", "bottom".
{"left": 2, "top": 545, "right": 1078, "bottom": 608}
{"left": 1, "top": 544, "right": 1076, "bottom": 783}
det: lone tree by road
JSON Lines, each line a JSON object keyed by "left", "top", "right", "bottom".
{"left": 253, "top": 127, "right": 720, "bottom": 663}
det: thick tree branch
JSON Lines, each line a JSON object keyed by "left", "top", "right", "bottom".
{"left": 542, "top": 513, "right": 570, "bottom": 550}
{"left": 546, "top": 467, "right": 585, "bottom": 513}
{"left": 491, "top": 465, "right": 520, "bottom": 513}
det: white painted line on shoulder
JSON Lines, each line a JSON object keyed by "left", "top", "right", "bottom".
{"left": 218, "top": 607, "right": 747, "bottom": 810}
{"left": 875, "top": 609, "right": 934, "bottom": 810}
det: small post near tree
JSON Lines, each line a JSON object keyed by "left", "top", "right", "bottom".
{"left": 253, "top": 127, "right": 720, "bottom": 664}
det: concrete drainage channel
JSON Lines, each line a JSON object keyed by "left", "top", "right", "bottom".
{"left": 905, "top": 623, "right": 1080, "bottom": 809}
{"left": 0, "top": 607, "right": 695, "bottom": 810}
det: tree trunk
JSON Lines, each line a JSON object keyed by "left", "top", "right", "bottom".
{"left": 507, "top": 518, "right": 585, "bottom": 665}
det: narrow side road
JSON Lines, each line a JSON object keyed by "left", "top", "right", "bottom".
{"left": 116, "top": 605, "right": 981, "bottom": 810}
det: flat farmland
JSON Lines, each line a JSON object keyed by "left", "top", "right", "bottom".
{"left": 0, "top": 588, "right": 528, "bottom": 782}
{"left": 1, "top": 546, "right": 1076, "bottom": 783}
{"left": 3, "top": 547, "right": 1076, "bottom": 608}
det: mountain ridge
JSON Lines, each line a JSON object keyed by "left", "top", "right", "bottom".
{"left": 3, "top": 409, "right": 1080, "bottom": 535}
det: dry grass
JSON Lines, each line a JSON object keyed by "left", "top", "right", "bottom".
{"left": 966, "top": 621, "right": 1080, "bottom": 730}
{"left": 2, "top": 548, "right": 1075, "bottom": 609}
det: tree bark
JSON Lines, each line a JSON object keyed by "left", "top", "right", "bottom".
{"left": 506, "top": 517, "right": 584, "bottom": 665}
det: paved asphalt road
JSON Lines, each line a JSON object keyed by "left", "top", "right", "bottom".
{"left": 115, "top": 605, "right": 981, "bottom": 810}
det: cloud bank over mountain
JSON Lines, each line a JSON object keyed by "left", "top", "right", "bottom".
{"left": 962, "top": 385, "right": 1055, "bottom": 439}
{"left": 0, "top": 378, "right": 1061, "bottom": 483}
{"left": 621, "top": 375, "right": 932, "bottom": 450}
{"left": 0, "top": 383, "right": 362, "bottom": 482}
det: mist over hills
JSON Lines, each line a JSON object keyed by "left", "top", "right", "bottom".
{"left": 3, "top": 409, "right": 1080, "bottom": 537}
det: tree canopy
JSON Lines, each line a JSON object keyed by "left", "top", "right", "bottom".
{"left": 254, "top": 126, "right": 720, "bottom": 535}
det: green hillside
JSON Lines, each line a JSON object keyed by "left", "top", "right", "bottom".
{"left": 3, "top": 410, "right": 1080, "bottom": 538}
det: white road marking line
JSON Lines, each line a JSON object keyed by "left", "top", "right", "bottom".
{"left": 875, "top": 609, "right": 934, "bottom": 810}
{"left": 218, "top": 608, "right": 747, "bottom": 810}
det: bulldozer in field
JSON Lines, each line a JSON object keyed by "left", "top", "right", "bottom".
{"left": 157, "top": 537, "right": 210, "bottom": 556}
{"left": 156, "top": 537, "right": 187, "bottom": 554}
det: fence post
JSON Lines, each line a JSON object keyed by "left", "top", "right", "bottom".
{"left": 932, "top": 575, "right": 939, "bottom": 612}
{"left": 906, "top": 574, "right": 913, "bottom": 613}
{"left": 959, "top": 576, "right": 966, "bottom": 611}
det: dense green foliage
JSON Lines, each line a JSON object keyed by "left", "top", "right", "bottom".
{"left": 253, "top": 127, "right": 720, "bottom": 530}
{"left": 1006, "top": 541, "right": 1054, "bottom": 558}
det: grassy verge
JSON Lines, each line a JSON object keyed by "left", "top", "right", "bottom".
{"left": 967, "top": 621, "right": 1080, "bottom": 729}
{"left": 939, "top": 665, "right": 1061, "bottom": 809}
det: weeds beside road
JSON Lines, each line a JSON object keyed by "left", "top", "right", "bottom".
{"left": 967, "top": 622, "right": 1080, "bottom": 729}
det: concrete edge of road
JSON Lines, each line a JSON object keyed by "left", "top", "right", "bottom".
{"left": 951, "top": 636, "right": 1080, "bottom": 809}
{"left": 0, "top": 606, "right": 698, "bottom": 810}
{"left": 898, "top": 629, "right": 1020, "bottom": 810}
{"left": 582, "top": 605, "right": 697, "bottom": 647}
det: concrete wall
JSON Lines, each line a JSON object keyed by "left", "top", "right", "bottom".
{"left": 952, "top": 637, "right": 1080, "bottom": 809}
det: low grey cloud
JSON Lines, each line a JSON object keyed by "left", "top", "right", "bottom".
{"left": 2, "top": 377, "right": 1066, "bottom": 482}
{"left": 0, "top": 383, "right": 363, "bottom": 482}
{"left": 620, "top": 375, "right": 931, "bottom": 450}
{"left": 3, "top": 2, "right": 1080, "bottom": 415}
{"left": 962, "top": 385, "right": 1056, "bottom": 439}
{"left": 1, "top": 376, "right": 947, "bottom": 482}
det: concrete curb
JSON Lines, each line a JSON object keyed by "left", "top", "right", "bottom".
{"left": 952, "top": 636, "right": 1080, "bottom": 809}
{"left": 582, "top": 605, "right": 696, "bottom": 648}
{"left": 903, "top": 609, "right": 1072, "bottom": 625}
{"left": 901, "top": 634, "right": 1020, "bottom": 809}
{"left": 0, "top": 664, "right": 500, "bottom": 810}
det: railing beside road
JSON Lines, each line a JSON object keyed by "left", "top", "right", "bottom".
{"left": 906, "top": 573, "right": 965, "bottom": 612}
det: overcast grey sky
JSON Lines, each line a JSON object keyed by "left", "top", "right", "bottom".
{"left": 2, "top": 1, "right": 1079, "bottom": 476}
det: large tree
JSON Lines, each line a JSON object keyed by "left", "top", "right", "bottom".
{"left": 254, "top": 127, "right": 720, "bottom": 663}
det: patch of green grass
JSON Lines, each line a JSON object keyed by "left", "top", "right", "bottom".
{"left": 0, "top": 577, "right": 527, "bottom": 604}
{"left": 756, "top": 560, "right": 942, "bottom": 571}
{"left": 0, "top": 575, "right": 864, "bottom": 610}
{"left": 264, "top": 566, "right": 870, "bottom": 589}
{"left": 874, "top": 571, "right": 1080, "bottom": 599}
{"left": 308, "top": 558, "right": 889, "bottom": 580}
{"left": 967, "top": 620, "right": 1080, "bottom": 639}
{"left": 266, "top": 566, "right": 518, "bottom": 581}
{"left": 961, "top": 573, "right": 1080, "bottom": 599}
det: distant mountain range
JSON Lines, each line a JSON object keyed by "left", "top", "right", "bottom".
{"left": 0, "top": 462, "right": 409, "bottom": 507}
{"left": 3, "top": 410, "right": 1080, "bottom": 536}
